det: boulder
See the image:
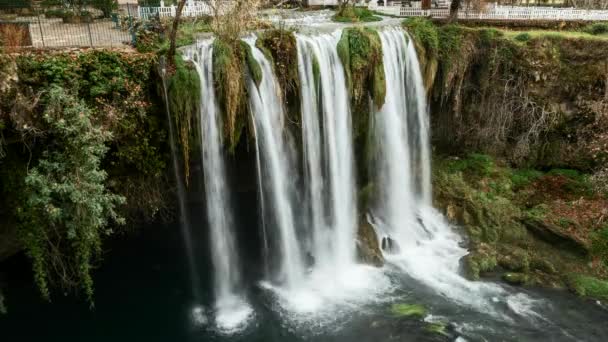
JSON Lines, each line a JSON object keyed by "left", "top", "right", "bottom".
{"left": 502, "top": 272, "right": 529, "bottom": 286}
{"left": 522, "top": 217, "right": 589, "bottom": 256}
{"left": 356, "top": 220, "right": 384, "bottom": 267}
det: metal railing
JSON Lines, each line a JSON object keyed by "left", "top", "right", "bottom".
{"left": 370, "top": 3, "right": 608, "bottom": 20}
{"left": 0, "top": 1, "right": 138, "bottom": 49}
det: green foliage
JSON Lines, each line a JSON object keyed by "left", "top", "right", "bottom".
{"left": 569, "top": 274, "right": 608, "bottom": 300}
{"left": 241, "top": 40, "right": 262, "bottom": 87}
{"left": 583, "top": 22, "right": 608, "bottom": 36}
{"left": 514, "top": 32, "right": 531, "bottom": 42}
{"left": 437, "top": 24, "right": 464, "bottom": 70}
{"left": 18, "top": 87, "right": 125, "bottom": 302}
{"left": 591, "top": 226, "right": 608, "bottom": 265}
{"left": 91, "top": 0, "right": 118, "bottom": 18}
{"left": 511, "top": 169, "right": 543, "bottom": 189}
{"left": 256, "top": 29, "right": 302, "bottom": 129}
{"left": 547, "top": 168, "right": 594, "bottom": 195}
{"left": 445, "top": 153, "right": 495, "bottom": 177}
{"left": 338, "top": 27, "right": 386, "bottom": 109}
{"left": 426, "top": 322, "right": 449, "bottom": 336}
{"left": 390, "top": 303, "right": 427, "bottom": 318}
{"left": 212, "top": 38, "right": 248, "bottom": 152}
{"left": 402, "top": 17, "right": 439, "bottom": 57}
{"left": 176, "top": 18, "right": 212, "bottom": 47}
{"left": 333, "top": 6, "right": 382, "bottom": 23}
{"left": 168, "top": 55, "right": 200, "bottom": 184}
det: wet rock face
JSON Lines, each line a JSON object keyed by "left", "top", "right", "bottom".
{"left": 381, "top": 236, "right": 401, "bottom": 255}
{"left": 356, "top": 220, "right": 384, "bottom": 267}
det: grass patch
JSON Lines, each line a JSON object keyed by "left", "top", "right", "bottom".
{"left": 333, "top": 6, "right": 382, "bottom": 23}
{"left": 390, "top": 303, "right": 427, "bottom": 318}
{"left": 444, "top": 153, "right": 495, "bottom": 177}
{"left": 583, "top": 22, "right": 608, "bottom": 36}
{"left": 502, "top": 29, "right": 608, "bottom": 41}
{"left": 568, "top": 274, "right": 608, "bottom": 300}
{"left": 511, "top": 169, "right": 543, "bottom": 189}
{"left": 402, "top": 17, "right": 439, "bottom": 57}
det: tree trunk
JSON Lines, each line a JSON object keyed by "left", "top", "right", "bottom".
{"left": 167, "top": 0, "right": 188, "bottom": 72}
{"left": 448, "top": 0, "right": 460, "bottom": 23}
{"left": 422, "top": 0, "right": 431, "bottom": 10}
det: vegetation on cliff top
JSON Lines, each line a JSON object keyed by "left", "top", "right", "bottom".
{"left": 1, "top": 50, "right": 169, "bottom": 301}
{"left": 404, "top": 18, "right": 608, "bottom": 171}
{"left": 333, "top": 6, "right": 382, "bottom": 23}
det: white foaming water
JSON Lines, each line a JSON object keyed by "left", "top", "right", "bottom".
{"left": 245, "top": 38, "right": 305, "bottom": 288}
{"left": 250, "top": 29, "right": 394, "bottom": 328}
{"left": 296, "top": 30, "right": 357, "bottom": 274}
{"left": 373, "top": 28, "right": 540, "bottom": 319}
{"left": 187, "top": 40, "right": 252, "bottom": 332}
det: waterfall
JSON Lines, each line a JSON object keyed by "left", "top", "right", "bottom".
{"left": 373, "top": 28, "right": 539, "bottom": 318}
{"left": 245, "top": 39, "right": 305, "bottom": 288}
{"left": 296, "top": 30, "right": 357, "bottom": 274}
{"left": 187, "top": 40, "right": 253, "bottom": 332}
{"left": 158, "top": 58, "right": 201, "bottom": 302}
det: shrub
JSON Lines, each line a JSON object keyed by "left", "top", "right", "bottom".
{"left": 514, "top": 32, "right": 531, "bottom": 42}
{"left": 591, "top": 226, "right": 608, "bottom": 265}
{"left": 511, "top": 169, "right": 543, "bottom": 189}
{"left": 92, "top": 0, "right": 118, "bottom": 18}
{"left": 583, "top": 22, "right": 608, "bottom": 36}
{"left": 18, "top": 87, "right": 125, "bottom": 302}
{"left": 402, "top": 17, "right": 439, "bottom": 57}
{"left": 333, "top": 6, "right": 382, "bottom": 23}
{"left": 446, "top": 153, "right": 495, "bottom": 177}
{"left": 569, "top": 274, "right": 608, "bottom": 300}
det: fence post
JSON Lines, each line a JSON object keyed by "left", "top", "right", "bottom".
{"left": 35, "top": 6, "right": 45, "bottom": 48}
{"left": 87, "top": 21, "right": 94, "bottom": 47}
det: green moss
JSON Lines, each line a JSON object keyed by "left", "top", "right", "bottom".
{"left": 338, "top": 27, "right": 386, "bottom": 109}
{"left": 511, "top": 169, "right": 543, "bottom": 189}
{"left": 212, "top": 38, "right": 248, "bottom": 152}
{"left": 241, "top": 41, "right": 262, "bottom": 87}
{"left": 514, "top": 32, "right": 531, "bottom": 42}
{"left": 256, "top": 29, "right": 301, "bottom": 125}
{"left": 390, "top": 303, "right": 427, "bottom": 318}
{"left": 591, "top": 226, "right": 608, "bottom": 266}
{"left": 568, "top": 274, "right": 608, "bottom": 300}
{"left": 167, "top": 55, "right": 200, "bottom": 184}
{"left": 425, "top": 322, "right": 449, "bottom": 336}
{"left": 503, "top": 272, "right": 529, "bottom": 285}
{"left": 402, "top": 17, "right": 439, "bottom": 57}
{"left": 583, "top": 22, "right": 608, "bottom": 35}
{"left": 312, "top": 54, "right": 321, "bottom": 89}
{"left": 465, "top": 251, "right": 498, "bottom": 280}
{"left": 333, "top": 6, "right": 382, "bottom": 23}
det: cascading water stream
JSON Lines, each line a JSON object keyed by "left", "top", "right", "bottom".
{"left": 187, "top": 40, "right": 253, "bottom": 332}
{"left": 296, "top": 30, "right": 357, "bottom": 274}
{"left": 158, "top": 57, "right": 201, "bottom": 302}
{"left": 373, "top": 28, "right": 541, "bottom": 319}
{"left": 245, "top": 38, "right": 306, "bottom": 289}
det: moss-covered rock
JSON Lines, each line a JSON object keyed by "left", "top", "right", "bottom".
{"left": 256, "top": 29, "right": 301, "bottom": 127}
{"left": 568, "top": 274, "right": 608, "bottom": 301}
{"left": 503, "top": 272, "right": 529, "bottom": 286}
{"left": 167, "top": 55, "right": 200, "bottom": 185}
{"left": 406, "top": 19, "right": 608, "bottom": 170}
{"left": 212, "top": 38, "right": 249, "bottom": 153}
{"left": 390, "top": 303, "right": 427, "bottom": 318}
{"left": 435, "top": 152, "right": 608, "bottom": 294}
{"left": 356, "top": 220, "right": 384, "bottom": 267}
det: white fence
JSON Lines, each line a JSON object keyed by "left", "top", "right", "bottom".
{"left": 370, "top": 3, "right": 608, "bottom": 20}
{"left": 138, "top": 1, "right": 234, "bottom": 20}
